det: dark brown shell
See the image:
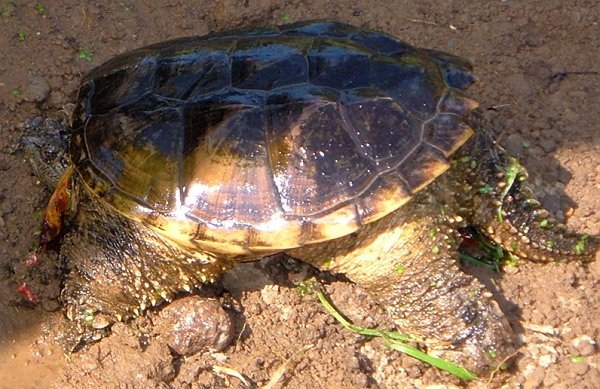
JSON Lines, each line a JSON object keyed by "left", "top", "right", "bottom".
{"left": 69, "top": 20, "right": 478, "bottom": 256}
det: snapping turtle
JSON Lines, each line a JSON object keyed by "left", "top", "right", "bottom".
{"left": 30, "top": 20, "right": 598, "bottom": 375}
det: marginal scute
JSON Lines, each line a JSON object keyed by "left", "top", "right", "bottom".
{"left": 299, "top": 201, "right": 361, "bottom": 244}
{"left": 423, "top": 114, "right": 474, "bottom": 157}
{"left": 425, "top": 49, "right": 478, "bottom": 90}
{"left": 356, "top": 172, "right": 413, "bottom": 225}
{"left": 246, "top": 215, "right": 304, "bottom": 252}
{"left": 143, "top": 211, "right": 201, "bottom": 249}
{"left": 348, "top": 30, "right": 413, "bottom": 56}
{"left": 193, "top": 221, "right": 251, "bottom": 256}
{"left": 438, "top": 91, "right": 479, "bottom": 117}
{"left": 399, "top": 144, "right": 451, "bottom": 192}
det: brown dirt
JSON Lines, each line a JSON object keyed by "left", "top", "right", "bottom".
{"left": 1, "top": 1, "right": 600, "bottom": 388}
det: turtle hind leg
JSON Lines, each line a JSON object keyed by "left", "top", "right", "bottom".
{"left": 287, "top": 191, "right": 517, "bottom": 376}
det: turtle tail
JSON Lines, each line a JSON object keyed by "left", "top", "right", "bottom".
{"left": 466, "top": 132, "right": 599, "bottom": 263}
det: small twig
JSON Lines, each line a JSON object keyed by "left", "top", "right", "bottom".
{"left": 263, "top": 344, "right": 314, "bottom": 389}
{"left": 213, "top": 365, "right": 249, "bottom": 387}
{"left": 389, "top": 10, "right": 438, "bottom": 26}
{"left": 232, "top": 321, "right": 248, "bottom": 352}
{"left": 521, "top": 322, "right": 560, "bottom": 336}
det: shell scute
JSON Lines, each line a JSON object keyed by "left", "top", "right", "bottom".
{"left": 339, "top": 90, "right": 420, "bottom": 166}
{"left": 307, "top": 41, "right": 372, "bottom": 90}
{"left": 85, "top": 57, "right": 157, "bottom": 116}
{"left": 267, "top": 92, "right": 372, "bottom": 216}
{"left": 155, "top": 51, "right": 231, "bottom": 100}
{"left": 231, "top": 41, "right": 308, "bottom": 90}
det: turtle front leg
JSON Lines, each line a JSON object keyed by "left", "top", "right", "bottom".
{"left": 288, "top": 191, "right": 516, "bottom": 376}
{"left": 59, "top": 187, "right": 231, "bottom": 338}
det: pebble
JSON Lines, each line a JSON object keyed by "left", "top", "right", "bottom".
{"left": 539, "top": 137, "right": 557, "bottom": 153}
{"left": 25, "top": 75, "right": 50, "bottom": 102}
{"left": 156, "top": 296, "right": 234, "bottom": 356}
{"left": 538, "top": 354, "right": 554, "bottom": 367}
{"left": 571, "top": 335, "right": 596, "bottom": 356}
{"left": 524, "top": 366, "right": 545, "bottom": 389}
{"left": 572, "top": 360, "right": 589, "bottom": 375}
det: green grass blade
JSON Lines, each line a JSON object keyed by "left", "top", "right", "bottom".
{"left": 316, "top": 289, "right": 477, "bottom": 381}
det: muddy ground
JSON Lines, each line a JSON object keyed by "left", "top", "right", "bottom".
{"left": 1, "top": 0, "right": 600, "bottom": 388}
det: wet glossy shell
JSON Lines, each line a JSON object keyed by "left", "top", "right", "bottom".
{"left": 70, "top": 21, "right": 478, "bottom": 256}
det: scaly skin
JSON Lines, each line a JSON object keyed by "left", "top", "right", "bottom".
{"left": 41, "top": 123, "right": 598, "bottom": 375}
{"left": 288, "top": 128, "right": 598, "bottom": 375}
{"left": 287, "top": 164, "right": 515, "bottom": 374}
{"left": 288, "top": 193, "right": 517, "bottom": 375}
{"left": 450, "top": 120, "right": 599, "bottom": 263}
{"left": 59, "top": 187, "right": 231, "bottom": 329}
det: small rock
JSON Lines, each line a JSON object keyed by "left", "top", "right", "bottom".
{"left": 543, "top": 372, "right": 559, "bottom": 386}
{"left": 503, "top": 133, "right": 527, "bottom": 158}
{"left": 524, "top": 366, "right": 545, "bottom": 389}
{"left": 156, "top": 296, "right": 234, "bottom": 356}
{"left": 571, "top": 335, "right": 596, "bottom": 356}
{"left": 539, "top": 137, "right": 557, "bottom": 153}
{"left": 538, "top": 354, "right": 554, "bottom": 367}
{"left": 25, "top": 75, "right": 50, "bottom": 102}
{"left": 572, "top": 360, "right": 589, "bottom": 375}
